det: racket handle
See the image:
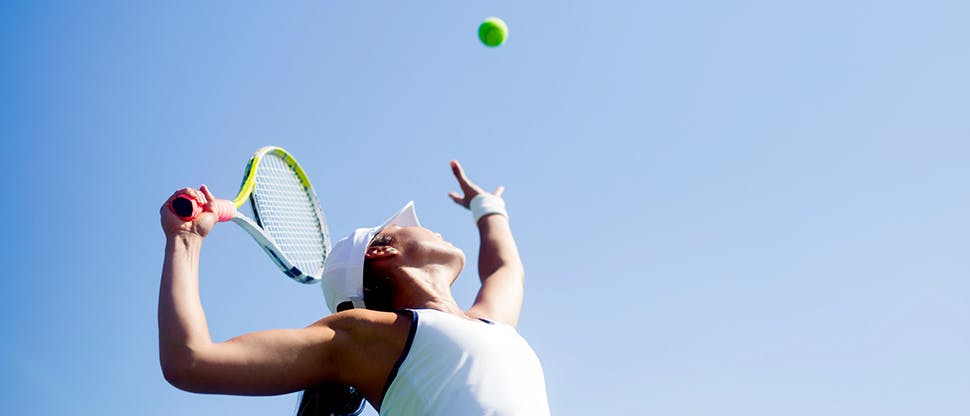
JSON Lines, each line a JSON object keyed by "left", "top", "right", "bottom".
{"left": 169, "top": 195, "right": 235, "bottom": 222}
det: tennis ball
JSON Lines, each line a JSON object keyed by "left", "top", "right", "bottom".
{"left": 478, "top": 17, "right": 508, "bottom": 47}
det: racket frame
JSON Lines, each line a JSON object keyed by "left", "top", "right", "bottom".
{"left": 229, "top": 146, "right": 329, "bottom": 284}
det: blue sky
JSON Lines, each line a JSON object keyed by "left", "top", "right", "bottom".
{"left": 1, "top": 1, "right": 968, "bottom": 415}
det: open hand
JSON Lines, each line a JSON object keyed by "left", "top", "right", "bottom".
{"left": 448, "top": 160, "right": 505, "bottom": 209}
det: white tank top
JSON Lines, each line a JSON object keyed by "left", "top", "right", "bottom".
{"left": 380, "top": 309, "right": 551, "bottom": 416}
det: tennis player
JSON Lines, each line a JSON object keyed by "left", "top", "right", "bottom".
{"left": 158, "top": 160, "right": 550, "bottom": 415}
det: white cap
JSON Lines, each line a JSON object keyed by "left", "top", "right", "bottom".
{"left": 321, "top": 201, "right": 421, "bottom": 312}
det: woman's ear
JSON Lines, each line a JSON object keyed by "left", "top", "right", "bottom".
{"left": 365, "top": 245, "right": 399, "bottom": 260}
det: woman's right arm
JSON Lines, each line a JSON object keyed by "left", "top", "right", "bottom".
{"left": 158, "top": 186, "right": 342, "bottom": 395}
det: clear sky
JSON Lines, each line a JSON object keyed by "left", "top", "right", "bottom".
{"left": 1, "top": 1, "right": 968, "bottom": 415}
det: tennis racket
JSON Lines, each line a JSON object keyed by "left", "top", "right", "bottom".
{"left": 169, "top": 146, "right": 329, "bottom": 284}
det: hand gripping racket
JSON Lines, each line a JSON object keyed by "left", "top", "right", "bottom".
{"left": 169, "top": 146, "right": 330, "bottom": 284}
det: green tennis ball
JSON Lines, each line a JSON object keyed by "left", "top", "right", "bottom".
{"left": 478, "top": 17, "right": 508, "bottom": 47}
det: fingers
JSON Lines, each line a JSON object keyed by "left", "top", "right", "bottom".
{"left": 161, "top": 186, "right": 214, "bottom": 221}
{"left": 450, "top": 159, "right": 463, "bottom": 177}
{"left": 199, "top": 184, "right": 217, "bottom": 208}
{"left": 450, "top": 160, "right": 471, "bottom": 206}
{"left": 163, "top": 187, "right": 201, "bottom": 212}
{"left": 159, "top": 186, "right": 220, "bottom": 238}
{"left": 448, "top": 160, "right": 508, "bottom": 206}
{"left": 450, "top": 160, "right": 470, "bottom": 187}
{"left": 167, "top": 187, "right": 192, "bottom": 202}
{"left": 448, "top": 191, "right": 465, "bottom": 206}
{"left": 178, "top": 187, "right": 207, "bottom": 205}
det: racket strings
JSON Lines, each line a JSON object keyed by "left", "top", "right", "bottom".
{"left": 250, "top": 154, "right": 329, "bottom": 277}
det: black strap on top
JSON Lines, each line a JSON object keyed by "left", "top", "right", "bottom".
{"left": 296, "top": 309, "right": 419, "bottom": 416}
{"left": 379, "top": 309, "right": 418, "bottom": 406}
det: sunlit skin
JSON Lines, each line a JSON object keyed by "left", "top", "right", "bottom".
{"left": 157, "top": 160, "right": 524, "bottom": 411}
{"left": 364, "top": 224, "right": 468, "bottom": 315}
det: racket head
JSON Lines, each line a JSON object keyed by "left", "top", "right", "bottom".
{"left": 237, "top": 146, "right": 330, "bottom": 283}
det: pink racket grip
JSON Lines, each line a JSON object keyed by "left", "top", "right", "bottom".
{"left": 169, "top": 195, "right": 235, "bottom": 222}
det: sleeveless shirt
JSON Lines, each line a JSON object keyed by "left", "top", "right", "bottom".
{"left": 380, "top": 309, "right": 551, "bottom": 415}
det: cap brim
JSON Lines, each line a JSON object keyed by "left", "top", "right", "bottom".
{"left": 377, "top": 200, "right": 421, "bottom": 231}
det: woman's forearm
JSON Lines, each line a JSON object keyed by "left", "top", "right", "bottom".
{"left": 158, "top": 233, "right": 213, "bottom": 375}
{"left": 477, "top": 214, "right": 524, "bottom": 283}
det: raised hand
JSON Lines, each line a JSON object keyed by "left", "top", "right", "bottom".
{"left": 159, "top": 185, "right": 219, "bottom": 239}
{"left": 448, "top": 160, "right": 505, "bottom": 209}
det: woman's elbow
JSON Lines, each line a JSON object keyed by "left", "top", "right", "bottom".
{"left": 161, "top": 358, "right": 196, "bottom": 391}
{"left": 160, "top": 350, "right": 208, "bottom": 392}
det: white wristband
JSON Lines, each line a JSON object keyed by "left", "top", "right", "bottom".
{"left": 470, "top": 194, "right": 508, "bottom": 222}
